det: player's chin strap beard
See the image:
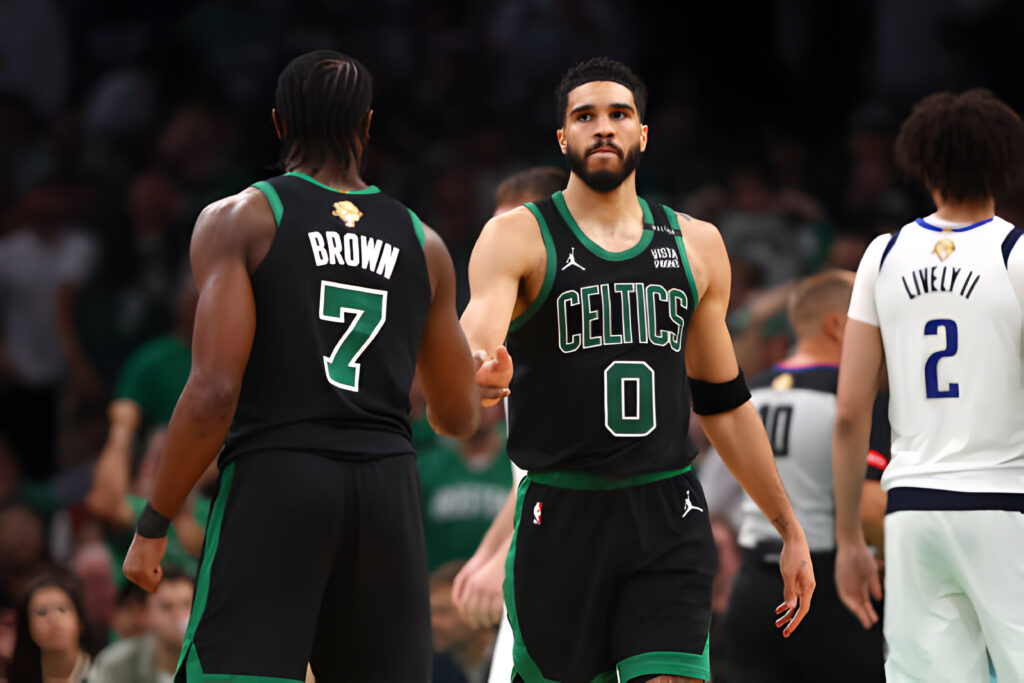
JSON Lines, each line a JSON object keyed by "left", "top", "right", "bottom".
{"left": 567, "top": 142, "right": 642, "bottom": 193}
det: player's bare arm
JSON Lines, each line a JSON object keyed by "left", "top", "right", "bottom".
{"left": 416, "top": 223, "right": 482, "bottom": 438}
{"left": 123, "top": 187, "right": 273, "bottom": 592}
{"left": 460, "top": 205, "right": 546, "bottom": 401}
{"left": 682, "top": 215, "right": 815, "bottom": 637}
{"left": 833, "top": 319, "right": 885, "bottom": 628}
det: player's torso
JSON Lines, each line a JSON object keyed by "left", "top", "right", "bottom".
{"left": 223, "top": 172, "right": 431, "bottom": 463}
{"left": 506, "top": 192, "right": 699, "bottom": 477}
{"left": 874, "top": 216, "right": 1024, "bottom": 492}
{"left": 740, "top": 366, "right": 838, "bottom": 551}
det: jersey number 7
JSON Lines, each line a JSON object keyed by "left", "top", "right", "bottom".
{"left": 319, "top": 280, "right": 388, "bottom": 392}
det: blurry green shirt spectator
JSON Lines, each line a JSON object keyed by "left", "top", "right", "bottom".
{"left": 114, "top": 334, "right": 191, "bottom": 429}
{"left": 418, "top": 431, "right": 513, "bottom": 572}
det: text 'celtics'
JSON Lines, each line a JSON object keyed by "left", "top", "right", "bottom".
{"left": 556, "top": 283, "right": 688, "bottom": 354}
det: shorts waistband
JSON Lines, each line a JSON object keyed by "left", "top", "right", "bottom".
{"left": 527, "top": 465, "right": 692, "bottom": 491}
{"left": 886, "top": 487, "right": 1024, "bottom": 514}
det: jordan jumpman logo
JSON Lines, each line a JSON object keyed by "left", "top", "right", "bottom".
{"left": 682, "top": 491, "right": 704, "bottom": 518}
{"left": 562, "top": 247, "right": 585, "bottom": 271}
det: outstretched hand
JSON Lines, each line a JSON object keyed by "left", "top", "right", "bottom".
{"left": 776, "top": 535, "right": 816, "bottom": 638}
{"left": 474, "top": 346, "right": 513, "bottom": 406}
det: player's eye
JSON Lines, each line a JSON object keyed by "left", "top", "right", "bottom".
{"left": 577, "top": 113, "right": 591, "bottom": 122}
{"left": 611, "top": 111, "right": 628, "bottom": 120}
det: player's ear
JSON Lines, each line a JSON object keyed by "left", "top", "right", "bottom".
{"left": 557, "top": 128, "right": 567, "bottom": 156}
{"left": 824, "top": 311, "right": 847, "bottom": 343}
{"left": 364, "top": 109, "right": 373, "bottom": 137}
{"left": 640, "top": 123, "right": 649, "bottom": 153}
{"left": 271, "top": 109, "right": 285, "bottom": 140}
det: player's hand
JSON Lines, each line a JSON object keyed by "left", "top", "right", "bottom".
{"left": 123, "top": 533, "right": 168, "bottom": 593}
{"left": 474, "top": 346, "right": 513, "bottom": 407}
{"left": 452, "top": 547, "right": 507, "bottom": 629}
{"left": 835, "top": 541, "right": 882, "bottom": 629}
{"left": 776, "top": 533, "right": 815, "bottom": 638}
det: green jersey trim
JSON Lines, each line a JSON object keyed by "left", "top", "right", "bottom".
{"left": 177, "top": 462, "right": 235, "bottom": 677}
{"left": 527, "top": 465, "right": 692, "bottom": 491}
{"left": 617, "top": 642, "right": 711, "bottom": 682}
{"left": 284, "top": 171, "right": 381, "bottom": 195}
{"left": 407, "top": 209, "right": 425, "bottom": 249}
{"left": 251, "top": 181, "right": 283, "bottom": 226}
{"left": 505, "top": 479, "right": 559, "bottom": 683}
{"left": 663, "top": 206, "right": 700, "bottom": 310}
{"left": 509, "top": 202, "right": 556, "bottom": 333}
{"left": 552, "top": 191, "right": 654, "bottom": 261}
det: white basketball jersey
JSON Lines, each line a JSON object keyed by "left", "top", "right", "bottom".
{"left": 848, "top": 215, "right": 1024, "bottom": 494}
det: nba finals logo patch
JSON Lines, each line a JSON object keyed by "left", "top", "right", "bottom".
{"left": 772, "top": 373, "right": 794, "bottom": 391}
{"left": 933, "top": 237, "right": 955, "bottom": 262}
{"left": 533, "top": 502, "right": 542, "bottom": 526}
{"left": 332, "top": 200, "right": 363, "bottom": 228}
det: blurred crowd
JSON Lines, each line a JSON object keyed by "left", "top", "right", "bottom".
{"left": 2, "top": 0, "right": 1024, "bottom": 681}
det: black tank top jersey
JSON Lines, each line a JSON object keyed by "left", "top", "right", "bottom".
{"left": 505, "top": 191, "right": 700, "bottom": 477}
{"left": 221, "top": 172, "right": 431, "bottom": 465}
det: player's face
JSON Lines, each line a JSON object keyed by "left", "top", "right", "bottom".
{"left": 558, "top": 81, "right": 648, "bottom": 193}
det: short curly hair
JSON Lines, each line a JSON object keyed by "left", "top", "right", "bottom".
{"left": 555, "top": 57, "right": 647, "bottom": 126}
{"left": 894, "top": 88, "right": 1024, "bottom": 202}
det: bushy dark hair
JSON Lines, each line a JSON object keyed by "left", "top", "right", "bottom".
{"left": 894, "top": 88, "right": 1024, "bottom": 202}
{"left": 555, "top": 57, "right": 647, "bottom": 125}
{"left": 494, "top": 166, "right": 569, "bottom": 207}
{"left": 8, "top": 571, "right": 90, "bottom": 683}
{"left": 275, "top": 50, "right": 373, "bottom": 172}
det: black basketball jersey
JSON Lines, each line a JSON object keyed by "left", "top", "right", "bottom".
{"left": 221, "top": 172, "right": 431, "bottom": 465}
{"left": 505, "top": 191, "right": 700, "bottom": 477}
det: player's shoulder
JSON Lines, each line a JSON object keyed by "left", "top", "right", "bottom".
{"left": 197, "top": 187, "right": 276, "bottom": 233}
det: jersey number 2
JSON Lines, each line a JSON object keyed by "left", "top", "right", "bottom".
{"left": 924, "top": 319, "right": 959, "bottom": 399}
{"left": 319, "top": 281, "right": 387, "bottom": 392}
{"left": 604, "top": 361, "right": 656, "bottom": 437}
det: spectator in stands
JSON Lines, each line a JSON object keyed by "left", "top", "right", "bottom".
{"left": 419, "top": 404, "right": 512, "bottom": 571}
{"left": 108, "top": 582, "right": 148, "bottom": 641}
{"left": 431, "top": 560, "right": 496, "bottom": 683}
{"left": 8, "top": 572, "right": 92, "bottom": 683}
{"left": 69, "top": 541, "right": 117, "bottom": 653}
{"left": 0, "top": 501, "right": 49, "bottom": 605}
{"left": 89, "top": 566, "right": 193, "bottom": 683}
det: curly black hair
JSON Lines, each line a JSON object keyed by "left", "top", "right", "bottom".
{"left": 894, "top": 88, "right": 1024, "bottom": 202}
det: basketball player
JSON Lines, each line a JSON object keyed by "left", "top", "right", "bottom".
{"left": 721, "top": 270, "right": 885, "bottom": 683}
{"left": 460, "top": 57, "right": 815, "bottom": 683}
{"left": 122, "top": 51, "right": 509, "bottom": 681}
{"left": 834, "top": 88, "right": 1024, "bottom": 682}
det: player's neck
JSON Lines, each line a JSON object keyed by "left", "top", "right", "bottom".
{"left": 782, "top": 343, "right": 839, "bottom": 368}
{"left": 930, "top": 193, "right": 995, "bottom": 224}
{"left": 561, "top": 174, "right": 643, "bottom": 233}
{"left": 288, "top": 162, "right": 370, "bottom": 193}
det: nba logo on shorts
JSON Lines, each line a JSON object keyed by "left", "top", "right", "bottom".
{"left": 533, "top": 502, "right": 542, "bottom": 526}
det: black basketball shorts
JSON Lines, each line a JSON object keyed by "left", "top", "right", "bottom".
{"left": 175, "top": 450, "right": 431, "bottom": 682}
{"left": 504, "top": 466, "right": 717, "bottom": 683}
{"left": 720, "top": 544, "right": 884, "bottom": 683}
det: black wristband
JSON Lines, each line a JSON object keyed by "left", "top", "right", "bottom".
{"left": 137, "top": 503, "right": 171, "bottom": 539}
{"left": 689, "top": 370, "right": 751, "bottom": 415}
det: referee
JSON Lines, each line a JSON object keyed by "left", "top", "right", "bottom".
{"left": 718, "top": 270, "right": 887, "bottom": 683}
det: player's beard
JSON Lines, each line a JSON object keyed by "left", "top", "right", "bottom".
{"left": 566, "top": 140, "right": 642, "bottom": 193}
